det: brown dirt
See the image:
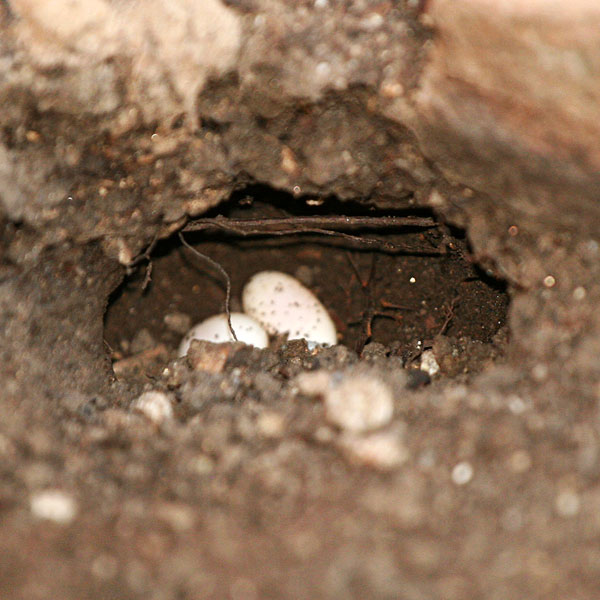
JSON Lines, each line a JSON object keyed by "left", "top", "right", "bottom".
{"left": 2, "top": 1, "right": 600, "bottom": 598}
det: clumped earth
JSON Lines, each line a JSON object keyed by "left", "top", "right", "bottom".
{"left": 2, "top": 1, "right": 600, "bottom": 598}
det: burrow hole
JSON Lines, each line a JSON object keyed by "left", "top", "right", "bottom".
{"left": 104, "top": 185, "right": 509, "bottom": 381}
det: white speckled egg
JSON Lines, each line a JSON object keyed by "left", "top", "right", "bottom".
{"left": 178, "top": 312, "right": 268, "bottom": 356}
{"left": 242, "top": 270, "right": 337, "bottom": 346}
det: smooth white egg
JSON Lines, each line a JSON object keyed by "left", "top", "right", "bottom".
{"left": 242, "top": 270, "right": 337, "bottom": 346}
{"left": 178, "top": 312, "right": 268, "bottom": 356}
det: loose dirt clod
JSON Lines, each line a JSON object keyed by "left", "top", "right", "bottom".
{"left": 186, "top": 339, "right": 241, "bottom": 373}
{"left": 133, "top": 391, "right": 174, "bottom": 424}
{"left": 298, "top": 369, "right": 396, "bottom": 432}
{"left": 338, "top": 426, "right": 409, "bottom": 470}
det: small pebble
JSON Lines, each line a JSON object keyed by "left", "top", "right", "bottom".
{"left": 256, "top": 411, "right": 286, "bottom": 438}
{"left": 507, "top": 394, "right": 527, "bottom": 415}
{"left": 326, "top": 373, "right": 394, "bottom": 432}
{"left": 186, "top": 340, "right": 237, "bottom": 373}
{"left": 338, "top": 428, "right": 409, "bottom": 470}
{"left": 420, "top": 350, "right": 440, "bottom": 377}
{"left": 30, "top": 489, "right": 77, "bottom": 524}
{"left": 133, "top": 391, "right": 173, "bottom": 424}
{"left": 297, "top": 370, "right": 395, "bottom": 433}
{"left": 555, "top": 489, "right": 580, "bottom": 518}
{"left": 451, "top": 461, "right": 474, "bottom": 485}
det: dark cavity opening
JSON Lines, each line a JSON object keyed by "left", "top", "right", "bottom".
{"left": 104, "top": 185, "right": 509, "bottom": 377}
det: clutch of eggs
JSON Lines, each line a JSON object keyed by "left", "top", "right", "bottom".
{"left": 179, "top": 270, "right": 337, "bottom": 355}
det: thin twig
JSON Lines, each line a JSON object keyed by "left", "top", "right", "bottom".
{"left": 183, "top": 215, "right": 441, "bottom": 254}
{"left": 184, "top": 215, "right": 434, "bottom": 232}
{"left": 178, "top": 232, "right": 237, "bottom": 341}
{"left": 125, "top": 232, "right": 160, "bottom": 289}
{"left": 141, "top": 261, "right": 153, "bottom": 291}
{"left": 438, "top": 295, "right": 460, "bottom": 336}
{"left": 127, "top": 232, "right": 160, "bottom": 270}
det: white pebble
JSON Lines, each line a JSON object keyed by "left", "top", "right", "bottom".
{"left": 325, "top": 374, "right": 394, "bottom": 433}
{"left": 178, "top": 312, "right": 268, "bottom": 356}
{"left": 242, "top": 271, "right": 337, "bottom": 346}
{"left": 30, "top": 489, "right": 77, "bottom": 524}
{"left": 133, "top": 391, "right": 173, "bottom": 424}
{"left": 420, "top": 349, "right": 440, "bottom": 376}
{"left": 451, "top": 461, "right": 474, "bottom": 485}
{"left": 339, "top": 429, "right": 409, "bottom": 470}
{"left": 555, "top": 489, "right": 580, "bottom": 518}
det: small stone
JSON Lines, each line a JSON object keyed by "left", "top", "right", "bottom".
{"left": 507, "top": 394, "right": 527, "bottom": 415}
{"left": 324, "top": 373, "right": 394, "bottom": 433}
{"left": 338, "top": 428, "right": 409, "bottom": 470}
{"left": 256, "top": 411, "right": 286, "bottom": 438}
{"left": 133, "top": 391, "right": 173, "bottom": 424}
{"left": 187, "top": 340, "right": 237, "bottom": 374}
{"left": 164, "top": 312, "right": 192, "bottom": 335}
{"left": 451, "top": 461, "right": 473, "bottom": 485}
{"left": 555, "top": 489, "right": 580, "bottom": 518}
{"left": 420, "top": 349, "right": 440, "bottom": 377}
{"left": 30, "top": 489, "right": 77, "bottom": 524}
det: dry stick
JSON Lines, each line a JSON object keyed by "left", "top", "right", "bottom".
{"left": 141, "top": 261, "right": 153, "bottom": 291}
{"left": 438, "top": 295, "right": 460, "bottom": 337}
{"left": 128, "top": 232, "right": 160, "bottom": 269}
{"left": 183, "top": 215, "right": 441, "bottom": 254}
{"left": 184, "top": 215, "right": 434, "bottom": 230}
{"left": 126, "top": 232, "right": 160, "bottom": 290}
{"left": 178, "top": 232, "right": 237, "bottom": 341}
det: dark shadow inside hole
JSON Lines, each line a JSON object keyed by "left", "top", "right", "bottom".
{"left": 104, "top": 186, "right": 509, "bottom": 365}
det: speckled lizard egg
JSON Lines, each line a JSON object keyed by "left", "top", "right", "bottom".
{"left": 178, "top": 312, "right": 268, "bottom": 356}
{"left": 242, "top": 270, "right": 337, "bottom": 346}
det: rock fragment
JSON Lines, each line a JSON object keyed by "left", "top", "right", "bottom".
{"left": 338, "top": 427, "right": 409, "bottom": 470}
{"left": 297, "top": 370, "right": 394, "bottom": 433}
{"left": 30, "top": 489, "right": 77, "bottom": 524}
{"left": 133, "top": 391, "right": 174, "bottom": 424}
